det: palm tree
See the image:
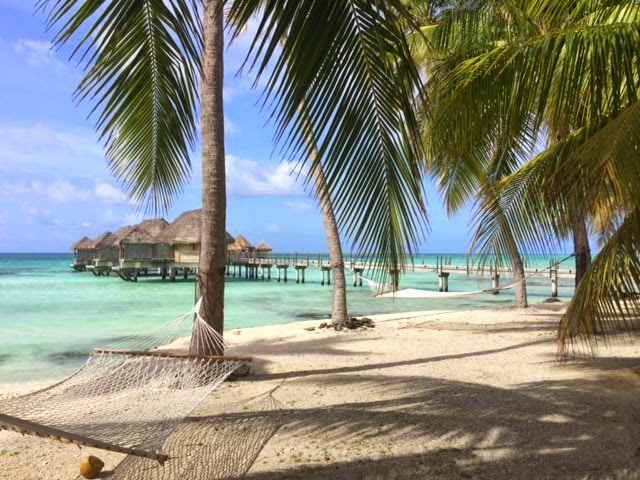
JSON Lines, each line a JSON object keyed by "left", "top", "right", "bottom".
{"left": 38, "top": 0, "right": 429, "bottom": 351}
{"left": 417, "top": 0, "right": 640, "bottom": 354}
{"left": 413, "top": 1, "right": 534, "bottom": 307}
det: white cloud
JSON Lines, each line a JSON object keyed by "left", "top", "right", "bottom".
{"left": 12, "top": 39, "right": 68, "bottom": 73}
{"left": 226, "top": 155, "right": 305, "bottom": 196}
{"left": 267, "top": 223, "right": 280, "bottom": 233}
{"left": 284, "top": 200, "right": 314, "bottom": 212}
{"left": 0, "top": 178, "right": 89, "bottom": 203}
{"left": 94, "top": 182, "right": 126, "bottom": 204}
{"left": 43, "top": 179, "right": 91, "bottom": 203}
{"left": 0, "top": 123, "right": 104, "bottom": 174}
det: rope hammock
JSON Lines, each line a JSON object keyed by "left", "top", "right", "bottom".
{"left": 0, "top": 298, "right": 251, "bottom": 465}
{"left": 360, "top": 254, "right": 575, "bottom": 299}
{"left": 109, "top": 387, "right": 284, "bottom": 480}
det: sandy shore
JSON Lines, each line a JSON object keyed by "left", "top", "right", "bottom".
{"left": 2, "top": 303, "right": 640, "bottom": 479}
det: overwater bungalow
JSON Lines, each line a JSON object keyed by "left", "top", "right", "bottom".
{"left": 255, "top": 242, "right": 273, "bottom": 259}
{"left": 119, "top": 219, "right": 170, "bottom": 262}
{"left": 87, "top": 231, "right": 118, "bottom": 275}
{"left": 91, "top": 226, "right": 140, "bottom": 275}
{"left": 70, "top": 236, "right": 95, "bottom": 271}
{"left": 109, "top": 221, "right": 170, "bottom": 281}
{"left": 153, "top": 209, "right": 234, "bottom": 280}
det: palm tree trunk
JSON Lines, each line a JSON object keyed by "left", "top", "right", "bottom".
{"left": 198, "top": 0, "right": 226, "bottom": 350}
{"left": 299, "top": 110, "right": 348, "bottom": 323}
{"left": 499, "top": 217, "right": 528, "bottom": 307}
{"left": 572, "top": 211, "right": 591, "bottom": 287}
{"left": 277, "top": 32, "right": 349, "bottom": 324}
{"left": 506, "top": 241, "right": 528, "bottom": 308}
{"left": 312, "top": 163, "right": 349, "bottom": 324}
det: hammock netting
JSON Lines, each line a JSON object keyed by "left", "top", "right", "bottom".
{"left": 108, "top": 388, "right": 283, "bottom": 480}
{"left": 0, "top": 299, "right": 251, "bottom": 465}
{"left": 360, "top": 254, "right": 576, "bottom": 299}
{"left": 361, "top": 276, "right": 514, "bottom": 298}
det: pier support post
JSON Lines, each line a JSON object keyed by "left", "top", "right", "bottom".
{"left": 295, "top": 266, "right": 307, "bottom": 284}
{"left": 353, "top": 268, "right": 364, "bottom": 287}
{"left": 551, "top": 269, "right": 558, "bottom": 297}
{"left": 438, "top": 272, "right": 450, "bottom": 292}
{"left": 169, "top": 268, "right": 176, "bottom": 282}
{"left": 492, "top": 273, "right": 500, "bottom": 294}
{"left": 320, "top": 266, "right": 331, "bottom": 286}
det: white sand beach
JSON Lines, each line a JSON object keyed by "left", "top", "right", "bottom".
{"left": 2, "top": 303, "right": 640, "bottom": 479}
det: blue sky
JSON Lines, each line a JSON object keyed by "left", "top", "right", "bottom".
{"left": 0, "top": 1, "right": 473, "bottom": 254}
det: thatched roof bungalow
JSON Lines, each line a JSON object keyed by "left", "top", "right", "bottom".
{"left": 95, "top": 226, "right": 136, "bottom": 263}
{"left": 256, "top": 242, "right": 272, "bottom": 253}
{"left": 255, "top": 242, "right": 272, "bottom": 259}
{"left": 232, "top": 235, "right": 255, "bottom": 252}
{"left": 93, "top": 231, "right": 119, "bottom": 262}
{"left": 156, "top": 209, "right": 234, "bottom": 264}
{"left": 71, "top": 236, "right": 95, "bottom": 263}
{"left": 119, "top": 218, "right": 170, "bottom": 261}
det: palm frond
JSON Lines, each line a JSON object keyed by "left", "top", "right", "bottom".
{"left": 558, "top": 206, "right": 640, "bottom": 358}
{"left": 38, "top": 0, "right": 202, "bottom": 214}
{"left": 227, "top": 0, "right": 429, "bottom": 274}
{"left": 555, "top": 101, "right": 640, "bottom": 211}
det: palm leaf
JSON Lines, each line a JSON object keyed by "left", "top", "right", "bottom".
{"left": 558, "top": 206, "right": 640, "bottom": 357}
{"left": 227, "top": 0, "right": 429, "bottom": 274}
{"left": 38, "top": 0, "right": 202, "bottom": 214}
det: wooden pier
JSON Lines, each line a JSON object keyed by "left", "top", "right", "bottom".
{"left": 70, "top": 245, "right": 573, "bottom": 299}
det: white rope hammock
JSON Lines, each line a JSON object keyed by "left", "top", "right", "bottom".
{"left": 0, "top": 299, "right": 251, "bottom": 465}
{"left": 359, "top": 254, "right": 575, "bottom": 299}
{"left": 362, "top": 277, "right": 515, "bottom": 298}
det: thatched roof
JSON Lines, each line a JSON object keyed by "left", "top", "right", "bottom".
{"left": 138, "top": 218, "right": 169, "bottom": 237}
{"left": 256, "top": 242, "right": 272, "bottom": 252}
{"left": 71, "top": 236, "right": 94, "bottom": 250}
{"left": 95, "top": 226, "right": 134, "bottom": 248}
{"left": 156, "top": 209, "right": 201, "bottom": 244}
{"left": 235, "top": 235, "right": 255, "bottom": 250}
{"left": 120, "top": 225, "right": 157, "bottom": 245}
{"left": 93, "top": 231, "right": 115, "bottom": 248}
{"left": 156, "top": 209, "right": 234, "bottom": 245}
{"left": 228, "top": 235, "right": 255, "bottom": 253}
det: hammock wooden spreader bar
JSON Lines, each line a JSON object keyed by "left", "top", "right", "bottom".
{"left": 0, "top": 413, "right": 170, "bottom": 465}
{"left": 93, "top": 348, "right": 253, "bottom": 363}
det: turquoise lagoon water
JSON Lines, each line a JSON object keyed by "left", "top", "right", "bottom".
{"left": 0, "top": 252, "right": 576, "bottom": 384}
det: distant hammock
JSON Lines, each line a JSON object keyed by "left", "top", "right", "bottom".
{"left": 357, "top": 253, "right": 575, "bottom": 299}
{"left": 361, "top": 276, "right": 515, "bottom": 298}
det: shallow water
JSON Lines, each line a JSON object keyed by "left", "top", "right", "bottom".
{"left": 0, "top": 252, "right": 575, "bottom": 384}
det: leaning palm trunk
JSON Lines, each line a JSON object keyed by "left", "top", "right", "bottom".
{"left": 295, "top": 90, "right": 349, "bottom": 324}
{"left": 313, "top": 162, "right": 349, "bottom": 324}
{"left": 199, "top": 0, "right": 227, "bottom": 351}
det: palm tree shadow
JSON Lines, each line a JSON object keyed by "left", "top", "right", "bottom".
{"left": 236, "top": 372, "right": 640, "bottom": 479}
